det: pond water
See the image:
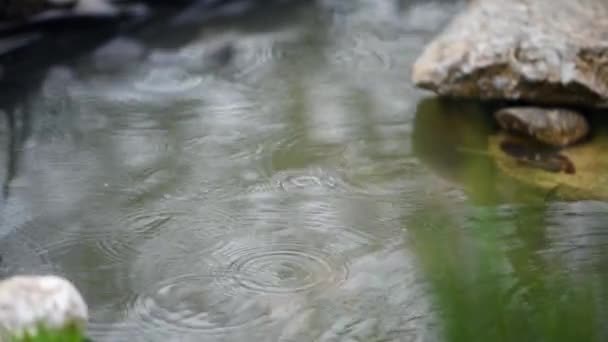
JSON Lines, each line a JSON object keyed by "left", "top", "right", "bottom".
{"left": 1, "top": 1, "right": 607, "bottom": 341}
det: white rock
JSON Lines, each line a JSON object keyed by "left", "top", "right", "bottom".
{"left": 0, "top": 275, "right": 88, "bottom": 339}
{"left": 412, "top": 0, "right": 608, "bottom": 107}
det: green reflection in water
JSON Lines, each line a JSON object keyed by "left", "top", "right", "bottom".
{"left": 410, "top": 204, "right": 601, "bottom": 341}
{"left": 409, "top": 97, "right": 604, "bottom": 340}
{"left": 412, "top": 97, "right": 557, "bottom": 205}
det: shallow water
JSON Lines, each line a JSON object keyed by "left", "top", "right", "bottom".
{"left": 1, "top": 1, "right": 607, "bottom": 341}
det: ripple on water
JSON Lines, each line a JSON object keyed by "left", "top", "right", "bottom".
{"left": 246, "top": 167, "right": 358, "bottom": 198}
{"left": 41, "top": 209, "right": 183, "bottom": 266}
{"left": 339, "top": 156, "right": 427, "bottom": 197}
{"left": 247, "top": 131, "right": 357, "bottom": 197}
{"left": 124, "top": 243, "right": 347, "bottom": 337}
{"left": 226, "top": 35, "right": 289, "bottom": 83}
{"left": 0, "top": 233, "right": 56, "bottom": 277}
{"left": 260, "top": 131, "right": 347, "bottom": 172}
{"left": 228, "top": 245, "right": 346, "bottom": 295}
{"left": 249, "top": 146, "right": 424, "bottom": 201}
{"left": 249, "top": 127, "right": 426, "bottom": 200}
{"left": 128, "top": 274, "right": 273, "bottom": 336}
{"left": 133, "top": 67, "right": 203, "bottom": 94}
{"left": 327, "top": 31, "right": 397, "bottom": 72}
{"left": 212, "top": 240, "right": 349, "bottom": 296}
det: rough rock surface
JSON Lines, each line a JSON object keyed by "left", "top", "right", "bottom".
{"left": 495, "top": 107, "right": 590, "bottom": 147}
{"left": 412, "top": 0, "right": 608, "bottom": 107}
{"left": 0, "top": 275, "right": 88, "bottom": 339}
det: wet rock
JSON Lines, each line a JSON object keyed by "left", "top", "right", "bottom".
{"left": 0, "top": 0, "right": 148, "bottom": 61}
{"left": 0, "top": 275, "right": 88, "bottom": 340}
{"left": 412, "top": 0, "right": 608, "bottom": 107}
{"left": 0, "top": 0, "right": 80, "bottom": 21}
{"left": 412, "top": 98, "right": 608, "bottom": 202}
{"left": 0, "top": 0, "right": 47, "bottom": 20}
{"left": 489, "top": 132, "right": 608, "bottom": 200}
{"left": 0, "top": 0, "right": 145, "bottom": 26}
{"left": 494, "top": 107, "right": 590, "bottom": 147}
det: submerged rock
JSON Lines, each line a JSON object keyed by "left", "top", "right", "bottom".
{"left": 0, "top": 275, "right": 88, "bottom": 340}
{"left": 489, "top": 132, "right": 608, "bottom": 200}
{"left": 412, "top": 98, "right": 608, "bottom": 202}
{"left": 412, "top": 0, "right": 608, "bottom": 107}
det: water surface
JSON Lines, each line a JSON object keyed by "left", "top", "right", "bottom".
{"left": 0, "top": 1, "right": 607, "bottom": 341}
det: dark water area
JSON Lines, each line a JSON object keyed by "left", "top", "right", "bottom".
{"left": 1, "top": 1, "right": 608, "bottom": 341}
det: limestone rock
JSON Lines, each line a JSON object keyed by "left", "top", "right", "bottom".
{"left": 412, "top": 0, "right": 608, "bottom": 107}
{"left": 0, "top": 275, "right": 88, "bottom": 340}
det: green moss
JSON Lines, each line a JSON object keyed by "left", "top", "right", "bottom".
{"left": 10, "top": 324, "right": 86, "bottom": 342}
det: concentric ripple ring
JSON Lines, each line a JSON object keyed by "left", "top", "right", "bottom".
{"left": 224, "top": 243, "right": 349, "bottom": 294}
{"left": 130, "top": 274, "right": 271, "bottom": 335}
